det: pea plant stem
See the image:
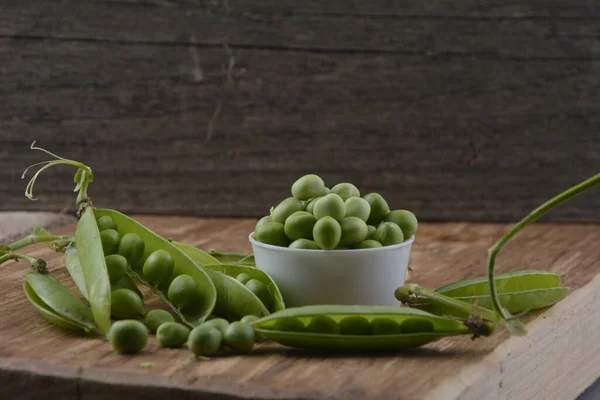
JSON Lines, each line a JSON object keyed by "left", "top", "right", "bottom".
{"left": 487, "top": 173, "right": 600, "bottom": 322}
{"left": 8, "top": 234, "right": 74, "bottom": 252}
{"left": 0, "top": 252, "right": 47, "bottom": 272}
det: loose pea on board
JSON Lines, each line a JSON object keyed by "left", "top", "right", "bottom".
{"left": 271, "top": 197, "right": 304, "bottom": 224}
{"left": 252, "top": 305, "right": 470, "bottom": 351}
{"left": 291, "top": 174, "right": 329, "bottom": 200}
{"left": 145, "top": 309, "right": 175, "bottom": 333}
{"left": 223, "top": 321, "right": 256, "bottom": 353}
{"left": 157, "top": 322, "right": 190, "bottom": 348}
{"left": 188, "top": 326, "right": 223, "bottom": 357}
{"left": 202, "top": 318, "right": 230, "bottom": 333}
{"left": 109, "top": 320, "right": 148, "bottom": 354}
{"left": 313, "top": 216, "right": 342, "bottom": 250}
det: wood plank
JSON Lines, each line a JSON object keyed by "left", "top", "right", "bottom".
{"left": 1, "top": 36, "right": 599, "bottom": 220}
{"left": 0, "top": 216, "right": 598, "bottom": 399}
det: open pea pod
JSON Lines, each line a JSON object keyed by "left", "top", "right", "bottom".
{"left": 174, "top": 243, "right": 278, "bottom": 319}
{"left": 76, "top": 207, "right": 112, "bottom": 334}
{"left": 453, "top": 287, "right": 569, "bottom": 314}
{"left": 253, "top": 305, "right": 469, "bottom": 351}
{"left": 24, "top": 272, "right": 96, "bottom": 333}
{"left": 64, "top": 245, "right": 88, "bottom": 300}
{"left": 206, "top": 249, "right": 256, "bottom": 266}
{"left": 95, "top": 209, "right": 217, "bottom": 327}
{"left": 436, "top": 270, "right": 561, "bottom": 297}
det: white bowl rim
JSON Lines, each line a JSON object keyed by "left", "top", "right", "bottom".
{"left": 249, "top": 231, "right": 414, "bottom": 254}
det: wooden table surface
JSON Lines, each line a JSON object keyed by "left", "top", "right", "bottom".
{"left": 0, "top": 213, "right": 598, "bottom": 400}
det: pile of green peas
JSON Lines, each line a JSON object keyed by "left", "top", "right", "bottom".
{"left": 254, "top": 174, "right": 418, "bottom": 250}
{"left": 108, "top": 309, "right": 259, "bottom": 356}
{"left": 97, "top": 215, "right": 204, "bottom": 319}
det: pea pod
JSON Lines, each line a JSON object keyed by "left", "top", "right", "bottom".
{"left": 452, "top": 287, "right": 569, "bottom": 314}
{"left": 64, "top": 245, "right": 88, "bottom": 300}
{"left": 24, "top": 272, "right": 96, "bottom": 333}
{"left": 435, "top": 270, "right": 561, "bottom": 297}
{"left": 76, "top": 207, "right": 112, "bottom": 334}
{"left": 205, "top": 249, "right": 256, "bottom": 266}
{"left": 94, "top": 209, "right": 217, "bottom": 327}
{"left": 252, "top": 305, "right": 469, "bottom": 351}
{"left": 174, "top": 243, "right": 283, "bottom": 319}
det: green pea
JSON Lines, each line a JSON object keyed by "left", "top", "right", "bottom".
{"left": 255, "top": 222, "right": 289, "bottom": 247}
{"left": 307, "top": 315, "right": 340, "bottom": 334}
{"left": 224, "top": 321, "right": 256, "bottom": 353}
{"left": 241, "top": 315, "right": 260, "bottom": 324}
{"left": 104, "top": 254, "right": 128, "bottom": 284}
{"left": 384, "top": 210, "right": 418, "bottom": 239}
{"left": 111, "top": 288, "right": 144, "bottom": 319}
{"left": 156, "top": 322, "right": 190, "bottom": 348}
{"left": 288, "top": 238, "right": 320, "bottom": 249}
{"left": 339, "top": 316, "right": 371, "bottom": 335}
{"left": 255, "top": 215, "right": 273, "bottom": 231}
{"left": 400, "top": 319, "right": 434, "bottom": 333}
{"left": 273, "top": 317, "right": 305, "bottom": 332}
{"left": 339, "top": 217, "right": 369, "bottom": 246}
{"left": 374, "top": 222, "right": 404, "bottom": 246}
{"left": 344, "top": 197, "right": 371, "bottom": 222}
{"left": 284, "top": 211, "right": 317, "bottom": 240}
{"left": 312, "top": 216, "right": 341, "bottom": 250}
{"left": 291, "top": 174, "right": 328, "bottom": 200}
{"left": 330, "top": 183, "right": 360, "bottom": 201}
{"left": 246, "top": 279, "right": 272, "bottom": 309}
{"left": 145, "top": 309, "right": 175, "bottom": 333}
{"left": 167, "top": 274, "right": 197, "bottom": 307}
{"left": 371, "top": 318, "right": 402, "bottom": 335}
{"left": 202, "top": 318, "right": 229, "bottom": 333}
{"left": 100, "top": 229, "right": 120, "bottom": 255}
{"left": 305, "top": 196, "right": 322, "bottom": 214}
{"left": 313, "top": 193, "right": 345, "bottom": 221}
{"left": 188, "top": 326, "right": 222, "bottom": 357}
{"left": 142, "top": 249, "right": 174, "bottom": 285}
{"left": 96, "top": 216, "right": 117, "bottom": 232}
{"left": 117, "top": 232, "right": 145, "bottom": 264}
{"left": 271, "top": 197, "right": 304, "bottom": 224}
{"left": 358, "top": 239, "right": 383, "bottom": 249}
{"left": 366, "top": 225, "right": 377, "bottom": 239}
{"left": 109, "top": 320, "right": 148, "bottom": 354}
{"left": 363, "top": 193, "right": 391, "bottom": 225}
{"left": 235, "top": 272, "right": 252, "bottom": 285}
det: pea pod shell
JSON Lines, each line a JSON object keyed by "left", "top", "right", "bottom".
{"left": 76, "top": 207, "right": 112, "bottom": 334}
{"left": 64, "top": 245, "right": 88, "bottom": 300}
{"left": 205, "top": 249, "right": 256, "bottom": 266}
{"left": 23, "top": 280, "right": 90, "bottom": 333}
{"left": 453, "top": 287, "right": 570, "bottom": 314}
{"left": 24, "top": 273, "right": 96, "bottom": 331}
{"left": 435, "top": 270, "right": 561, "bottom": 297}
{"left": 95, "top": 209, "right": 217, "bottom": 327}
{"left": 254, "top": 305, "right": 467, "bottom": 333}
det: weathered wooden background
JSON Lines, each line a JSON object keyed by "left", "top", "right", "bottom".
{"left": 1, "top": 1, "right": 599, "bottom": 221}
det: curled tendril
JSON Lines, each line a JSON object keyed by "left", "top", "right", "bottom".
{"left": 21, "top": 141, "right": 93, "bottom": 204}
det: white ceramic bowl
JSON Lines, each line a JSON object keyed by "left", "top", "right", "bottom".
{"left": 249, "top": 233, "right": 414, "bottom": 307}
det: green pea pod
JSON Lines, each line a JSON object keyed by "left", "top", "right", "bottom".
{"left": 175, "top": 243, "right": 285, "bottom": 316}
{"left": 24, "top": 272, "right": 96, "bottom": 332}
{"left": 76, "top": 207, "right": 112, "bottom": 334}
{"left": 435, "top": 270, "right": 561, "bottom": 297}
{"left": 205, "top": 249, "right": 256, "bottom": 266}
{"left": 453, "top": 287, "right": 570, "bottom": 314}
{"left": 253, "top": 305, "right": 469, "bottom": 351}
{"left": 64, "top": 245, "right": 88, "bottom": 300}
{"left": 94, "top": 209, "right": 217, "bottom": 327}
{"left": 111, "top": 274, "right": 144, "bottom": 300}
{"left": 23, "top": 280, "right": 90, "bottom": 333}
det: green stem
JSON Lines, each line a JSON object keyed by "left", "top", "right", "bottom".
{"left": 8, "top": 234, "right": 74, "bottom": 252}
{"left": 0, "top": 252, "right": 47, "bottom": 272}
{"left": 487, "top": 173, "right": 600, "bottom": 321}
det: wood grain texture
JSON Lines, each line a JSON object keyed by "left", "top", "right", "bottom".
{"left": 0, "top": 1, "right": 599, "bottom": 220}
{"left": 0, "top": 215, "right": 598, "bottom": 399}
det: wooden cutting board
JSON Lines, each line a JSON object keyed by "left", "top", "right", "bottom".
{"left": 0, "top": 213, "right": 598, "bottom": 400}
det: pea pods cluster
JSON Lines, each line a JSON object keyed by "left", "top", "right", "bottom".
{"left": 254, "top": 174, "right": 418, "bottom": 250}
{"left": 251, "top": 305, "right": 470, "bottom": 351}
